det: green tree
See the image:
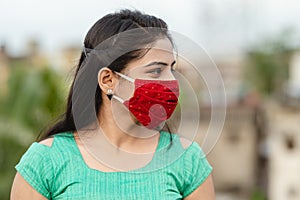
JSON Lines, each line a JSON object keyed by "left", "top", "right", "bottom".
{"left": 0, "top": 65, "right": 67, "bottom": 199}
{"left": 245, "top": 29, "right": 295, "bottom": 96}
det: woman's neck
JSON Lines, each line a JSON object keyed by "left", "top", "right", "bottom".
{"left": 97, "top": 102, "right": 159, "bottom": 153}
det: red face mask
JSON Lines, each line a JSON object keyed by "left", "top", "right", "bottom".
{"left": 113, "top": 72, "right": 179, "bottom": 129}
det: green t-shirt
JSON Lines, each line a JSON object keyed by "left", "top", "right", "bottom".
{"left": 15, "top": 131, "right": 212, "bottom": 199}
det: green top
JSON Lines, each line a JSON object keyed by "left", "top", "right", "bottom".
{"left": 15, "top": 131, "right": 212, "bottom": 200}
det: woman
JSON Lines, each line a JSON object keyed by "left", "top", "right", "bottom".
{"left": 11, "top": 9, "right": 215, "bottom": 199}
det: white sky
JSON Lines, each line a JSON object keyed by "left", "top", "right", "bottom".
{"left": 0, "top": 0, "right": 300, "bottom": 56}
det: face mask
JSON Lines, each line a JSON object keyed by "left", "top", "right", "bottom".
{"left": 113, "top": 72, "right": 179, "bottom": 129}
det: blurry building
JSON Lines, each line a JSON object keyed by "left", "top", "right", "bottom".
{"left": 25, "top": 39, "right": 49, "bottom": 68}
{"left": 199, "top": 48, "right": 300, "bottom": 200}
{"left": 0, "top": 39, "right": 49, "bottom": 70}
{"left": 195, "top": 105, "right": 261, "bottom": 200}
{"left": 287, "top": 51, "right": 300, "bottom": 98}
{"left": 266, "top": 99, "right": 300, "bottom": 200}
{"left": 265, "top": 50, "right": 300, "bottom": 200}
{"left": 52, "top": 45, "right": 81, "bottom": 73}
{"left": 214, "top": 54, "right": 247, "bottom": 106}
{"left": 188, "top": 54, "right": 263, "bottom": 199}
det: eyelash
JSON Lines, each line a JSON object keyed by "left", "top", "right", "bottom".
{"left": 149, "top": 68, "right": 162, "bottom": 75}
{"left": 148, "top": 67, "right": 176, "bottom": 75}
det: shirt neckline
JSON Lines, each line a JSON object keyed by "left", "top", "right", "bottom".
{"left": 69, "top": 131, "right": 170, "bottom": 174}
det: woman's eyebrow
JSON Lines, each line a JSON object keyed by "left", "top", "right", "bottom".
{"left": 143, "top": 60, "right": 176, "bottom": 67}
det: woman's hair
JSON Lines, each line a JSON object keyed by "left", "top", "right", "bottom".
{"left": 38, "top": 9, "right": 174, "bottom": 141}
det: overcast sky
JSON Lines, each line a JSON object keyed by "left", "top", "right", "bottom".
{"left": 1, "top": 0, "right": 300, "bottom": 56}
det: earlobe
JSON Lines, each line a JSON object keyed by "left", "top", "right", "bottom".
{"left": 106, "top": 89, "right": 113, "bottom": 100}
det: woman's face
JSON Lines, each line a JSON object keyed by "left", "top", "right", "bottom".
{"left": 111, "top": 37, "right": 177, "bottom": 133}
{"left": 115, "top": 37, "right": 177, "bottom": 99}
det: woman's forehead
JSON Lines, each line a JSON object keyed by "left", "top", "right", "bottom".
{"left": 125, "top": 38, "right": 175, "bottom": 72}
{"left": 151, "top": 37, "right": 174, "bottom": 51}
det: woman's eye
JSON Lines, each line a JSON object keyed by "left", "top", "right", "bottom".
{"left": 149, "top": 68, "right": 162, "bottom": 75}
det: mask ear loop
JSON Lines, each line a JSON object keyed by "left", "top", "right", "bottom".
{"left": 112, "top": 95, "right": 124, "bottom": 103}
{"left": 114, "top": 71, "right": 135, "bottom": 83}
{"left": 111, "top": 71, "right": 135, "bottom": 103}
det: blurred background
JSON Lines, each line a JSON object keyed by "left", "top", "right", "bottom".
{"left": 1, "top": 0, "right": 300, "bottom": 199}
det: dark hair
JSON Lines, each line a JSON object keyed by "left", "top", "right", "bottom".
{"left": 38, "top": 9, "right": 174, "bottom": 141}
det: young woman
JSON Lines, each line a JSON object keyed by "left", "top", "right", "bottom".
{"left": 11, "top": 9, "right": 215, "bottom": 199}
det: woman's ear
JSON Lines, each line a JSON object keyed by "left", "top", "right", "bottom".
{"left": 97, "top": 67, "right": 117, "bottom": 95}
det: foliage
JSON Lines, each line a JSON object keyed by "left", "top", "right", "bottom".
{"left": 0, "top": 64, "right": 67, "bottom": 199}
{"left": 250, "top": 188, "right": 267, "bottom": 200}
{"left": 244, "top": 29, "right": 295, "bottom": 95}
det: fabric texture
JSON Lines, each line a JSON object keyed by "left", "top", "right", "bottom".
{"left": 15, "top": 131, "right": 212, "bottom": 200}
{"left": 124, "top": 79, "right": 179, "bottom": 129}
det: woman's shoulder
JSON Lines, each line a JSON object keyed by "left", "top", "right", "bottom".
{"left": 158, "top": 131, "right": 209, "bottom": 169}
{"left": 15, "top": 131, "right": 77, "bottom": 177}
{"left": 157, "top": 131, "right": 212, "bottom": 197}
{"left": 39, "top": 137, "right": 54, "bottom": 147}
{"left": 17, "top": 131, "right": 76, "bottom": 161}
{"left": 14, "top": 132, "right": 74, "bottom": 199}
{"left": 159, "top": 131, "right": 204, "bottom": 155}
{"left": 38, "top": 131, "right": 74, "bottom": 147}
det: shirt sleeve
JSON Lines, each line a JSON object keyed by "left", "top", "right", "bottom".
{"left": 181, "top": 142, "right": 213, "bottom": 198}
{"left": 15, "top": 142, "right": 54, "bottom": 199}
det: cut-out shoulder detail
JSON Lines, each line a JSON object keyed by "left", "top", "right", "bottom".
{"left": 39, "top": 138, "right": 54, "bottom": 147}
{"left": 180, "top": 137, "right": 193, "bottom": 149}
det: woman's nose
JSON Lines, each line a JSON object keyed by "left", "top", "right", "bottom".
{"left": 163, "top": 68, "right": 176, "bottom": 80}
